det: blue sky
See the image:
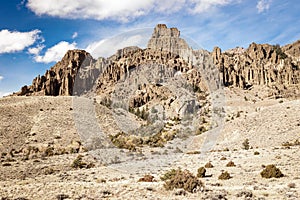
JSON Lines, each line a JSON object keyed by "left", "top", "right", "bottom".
{"left": 0, "top": 0, "right": 300, "bottom": 96}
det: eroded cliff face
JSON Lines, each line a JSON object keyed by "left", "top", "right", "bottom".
{"left": 16, "top": 50, "right": 95, "bottom": 96}
{"left": 213, "top": 43, "right": 300, "bottom": 90}
{"left": 15, "top": 24, "right": 300, "bottom": 98}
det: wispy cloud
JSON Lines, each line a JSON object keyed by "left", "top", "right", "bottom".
{"left": 189, "top": 0, "right": 239, "bottom": 14}
{"left": 0, "top": 91, "right": 11, "bottom": 98}
{"left": 0, "top": 29, "right": 41, "bottom": 53}
{"left": 86, "top": 28, "right": 152, "bottom": 58}
{"left": 256, "top": 0, "right": 272, "bottom": 13}
{"left": 17, "top": 0, "right": 26, "bottom": 10}
{"left": 72, "top": 32, "right": 78, "bottom": 39}
{"left": 0, "top": 75, "right": 3, "bottom": 81}
{"left": 29, "top": 41, "right": 77, "bottom": 63}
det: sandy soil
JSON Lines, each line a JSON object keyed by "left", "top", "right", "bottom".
{"left": 0, "top": 86, "right": 299, "bottom": 200}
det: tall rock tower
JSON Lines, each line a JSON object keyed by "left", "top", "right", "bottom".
{"left": 147, "top": 24, "right": 190, "bottom": 55}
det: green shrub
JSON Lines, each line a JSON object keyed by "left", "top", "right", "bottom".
{"left": 110, "top": 130, "right": 177, "bottom": 150}
{"left": 260, "top": 165, "right": 284, "bottom": 178}
{"left": 109, "top": 132, "right": 137, "bottom": 151}
{"left": 160, "top": 168, "right": 177, "bottom": 181}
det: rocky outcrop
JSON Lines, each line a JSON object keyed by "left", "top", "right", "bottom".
{"left": 213, "top": 43, "right": 300, "bottom": 89}
{"left": 96, "top": 48, "right": 195, "bottom": 92}
{"left": 282, "top": 40, "right": 300, "bottom": 63}
{"left": 147, "top": 24, "right": 190, "bottom": 55}
{"left": 15, "top": 50, "right": 98, "bottom": 96}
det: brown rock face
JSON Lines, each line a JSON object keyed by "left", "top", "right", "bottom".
{"left": 15, "top": 50, "right": 96, "bottom": 96}
{"left": 213, "top": 43, "right": 300, "bottom": 89}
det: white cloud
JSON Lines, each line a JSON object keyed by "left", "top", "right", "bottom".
{"left": 26, "top": 0, "right": 239, "bottom": 21}
{"left": 86, "top": 28, "right": 152, "bottom": 58}
{"left": 72, "top": 32, "right": 78, "bottom": 39}
{"left": 27, "top": 0, "right": 154, "bottom": 21}
{"left": 28, "top": 44, "right": 45, "bottom": 55}
{"left": 256, "top": 0, "right": 271, "bottom": 13}
{"left": 32, "top": 41, "right": 77, "bottom": 63}
{"left": 154, "top": 0, "right": 186, "bottom": 13}
{"left": 0, "top": 29, "right": 41, "bottom": 53}
{"left": 0, "top": 75, "right": 3, "bottom": 81}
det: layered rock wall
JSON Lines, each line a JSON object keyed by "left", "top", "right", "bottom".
{"left": 213, "top": 43, "right": 300, "bottom": 89}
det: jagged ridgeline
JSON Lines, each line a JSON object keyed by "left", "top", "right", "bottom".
{"left": 15, "top": 24, "right": 211, "bottom": 97}
{"left": 15, "top": 24, "right": 300, "bottom": 98}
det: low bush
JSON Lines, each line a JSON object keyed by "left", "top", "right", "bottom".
{"left": 138, "top": 174, "right": 155, "bottom": 182}
{"left": 242, "top": 139, "right": 250, "bottom": 150}
{"left": 71, "top": 155, "right": 94, "bottom": 169}
{"left": 161, "top": 169, "right": 203, "bottom": 193}
{"left": 260, "top": 164, "right": 283, "bottom": 178}
{"left": 205, "top": 162, "right": 214, "bottom": 168}
{"left": 218, "top": 171, "right": 231, "bottom": 180}
{"left": 197, "top": 167, "right": 206, "bottom": 178}
{"left": 226, "top": 161, "right": 236, "bottom": 167}
{"left": 220, "top": 157, "right": 227, "bottom": 160}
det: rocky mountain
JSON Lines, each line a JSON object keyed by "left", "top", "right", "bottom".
{"left": 14, "top": 24, "right": 300, "bottom": 98}
{"left": 213, "top": 43, "right": 300, "bottom": 90}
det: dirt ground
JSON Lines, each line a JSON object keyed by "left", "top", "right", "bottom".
{"left": 0, "top": 86, "right": 299, "bottom": 200}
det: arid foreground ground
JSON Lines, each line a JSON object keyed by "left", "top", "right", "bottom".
{"left": 0, "top": 86, "right": 299, "bottom": 200}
